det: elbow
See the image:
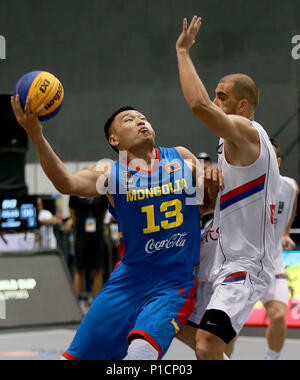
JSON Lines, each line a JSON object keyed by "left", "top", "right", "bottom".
{"left": 55, "top": 185, "right": 70, "bottom": 195}
{"left": 189, "top": 98, "right": 212, "bottom": 115}
{"left": 55, "top": 180, "right": 74, "bottom": 195}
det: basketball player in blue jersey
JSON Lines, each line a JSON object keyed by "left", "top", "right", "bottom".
{"left": 11, "top": 96, "right": 222, "bottom": 360}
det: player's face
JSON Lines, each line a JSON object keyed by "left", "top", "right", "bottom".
{"left": 110, "top": 110, "right": 155, "bottom": 152}
{"left": 213, "top": 82, "right": 240, "bottom": 115}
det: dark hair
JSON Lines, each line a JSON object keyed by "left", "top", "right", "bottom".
{"left": 104, "top": 106, "right": 136, "bottom": 153}
{"left": 270, "top": 138, "right": 281, "bottom": 158}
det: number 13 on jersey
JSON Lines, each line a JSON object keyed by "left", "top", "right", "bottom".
{"left": 141, "top": 199, "right": 184, "bottom": 234}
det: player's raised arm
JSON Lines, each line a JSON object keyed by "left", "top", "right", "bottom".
{"left": 11, "top": 95, "right": 111, "bottom": 199}
{"left": 176, "top": 17, "right": 258, "bottom": 146}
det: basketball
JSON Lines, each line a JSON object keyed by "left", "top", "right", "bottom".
{"left": 14, "top": 71, "right": 64, "bottom": 121}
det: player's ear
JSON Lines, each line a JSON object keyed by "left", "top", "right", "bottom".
{"left": 109, "top": 134, "right": 120, "bottom": 150}
{"left": 238, "top": 98, "right": 248, "bottom": 114}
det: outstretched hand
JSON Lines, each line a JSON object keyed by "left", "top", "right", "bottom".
{"left": 11, "top": 95, "right": 44, "bottom": 137}
{"left": 176, "top": 16, "right": 202, "bottom": 53}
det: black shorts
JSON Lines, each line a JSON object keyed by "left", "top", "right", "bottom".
{"left": 74, "top": 233, "right": 104, "bottom": 270}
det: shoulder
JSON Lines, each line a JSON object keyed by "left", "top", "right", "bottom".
{"left": 289, "top": 177, "right": 299, "bottom": 194}
{"left": 227, "top": 115, "right": 259, "bottom": 144}
{"left": 282, "top": 176, "right": 299, "bottom": 195}
{"left": 175, "top": 146, "right": 197, "bottom": 161}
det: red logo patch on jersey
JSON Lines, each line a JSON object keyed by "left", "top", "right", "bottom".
{"left": 164, "top": 161, "right": 181, "bottom": 174}
{"left": 177, "top": 287, "right": 186, "bottom": 297}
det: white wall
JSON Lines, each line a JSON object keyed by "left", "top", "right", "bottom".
{"left": 25, "top": 162, "right": 97, "bottom": 218}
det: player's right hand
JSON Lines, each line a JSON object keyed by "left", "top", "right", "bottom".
{"left": 281, "top": 235, "right": 296, "bottom": 251}
{"left": 176, "top": 16, "right": 202, "bottom": 53}
{"left": 11, "top": 95, "right": 44, "bottom": 137}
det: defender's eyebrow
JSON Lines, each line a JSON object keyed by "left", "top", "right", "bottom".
{"left": 216, "top": 91, "right": 228, "bottom": 97}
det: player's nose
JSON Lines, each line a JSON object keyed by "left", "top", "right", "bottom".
{"left": 213, "top": 97, "right": 219, "bottom": 106}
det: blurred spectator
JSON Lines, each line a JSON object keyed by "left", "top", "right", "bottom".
{"left": 37, "top": 197, "right": 61, "bottom": 250}
{"left": 196, "top": 152, "right": 212, "bottom": 170}
{"left": 69, "top": 195, "right": 108, "bottom": 313}
{"left": 103, "top": 210, "right": 121, "bottom": 276}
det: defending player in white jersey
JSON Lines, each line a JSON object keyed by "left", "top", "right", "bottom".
{"left": 176, "top": 16, "right": 281, "bottom": 360}
{"left": 225, "top": 139, "right": 299, "bottom": 360}
{"left": 258, "top": 139, "right": 298, "bottom": 360}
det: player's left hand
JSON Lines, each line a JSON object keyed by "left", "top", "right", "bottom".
{"left": 204, "top": 167, "right": 224, "bottom": 209}
{"left": 176, "top": 16, "right": 202, "bottom": 53}
{"left": 281, "top": 235, "right": 296, "bottom": 251}
{"left": 204, "top": 167, "right": 224, "bottom": 191}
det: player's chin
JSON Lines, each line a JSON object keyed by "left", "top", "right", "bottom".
{"left": 140, "top": 133, "right": 155, "bottom": 143}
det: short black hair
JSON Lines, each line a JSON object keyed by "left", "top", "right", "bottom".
{"left": 270, "top": 138, "right": 281, "bottom": 158}
{"left": 104, "top": 106, "right": 136, "bottom": 153}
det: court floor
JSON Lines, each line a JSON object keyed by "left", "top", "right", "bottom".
{"left": 0, "top": 327, "right": 299, "bottom": 360}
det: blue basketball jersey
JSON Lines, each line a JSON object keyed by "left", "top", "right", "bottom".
{"left": 109, "top": 147, "right": 201, "bottom": 269}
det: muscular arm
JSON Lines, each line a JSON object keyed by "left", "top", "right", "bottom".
{"left": 11, "top": 95, "right": 113, "bottom": 203}
{"left": 176, "top": 17, "right": 259, "bottom": 163}
{"left": 31, "top": 133, "right": 102, "bottom": 196}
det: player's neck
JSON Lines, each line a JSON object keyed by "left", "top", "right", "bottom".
{"left": 240, "top": 110, "right": 255, "bottom": 120}
{"left": 125, "top": 146, "right": 157, "bottom": 171}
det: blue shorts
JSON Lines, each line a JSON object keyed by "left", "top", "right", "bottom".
{"left": 63, "top": 262, "right": 198, "bottom": 360}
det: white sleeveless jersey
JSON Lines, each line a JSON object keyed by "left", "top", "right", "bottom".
{"left": 199, "top": 120, "right": 281, "bottom": 284}
{"left": 273, "top": 176, "right": 297, "bottom": 274}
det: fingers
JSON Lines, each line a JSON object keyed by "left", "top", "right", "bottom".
{"left": 36, "top": 103, "right": 45, "bottom": 116}
{"left": 24, "top": 96, "right": 31, "bottom": 114}
{"left": 11, "top": 94, "right": 44, "bottom": 129}
{"left": 218, "top": 169, "right": 224, "bottom": 190}
{"left": 187, "top": 16, "right": 202, "bottom": 36}
{"left": 183, "top": 18, "right": 188, "bottom": 32}
{"left": 287, "top": 240, "right": 296, "bottom": 251}
{"left": 11, "top": 94, "right": 24, "bottom": 119}
{"left": 282, "top": 237, "right": 296, "bottom": 251}
{"left": 205, "top": 167, "right": 224, "bottom": 190}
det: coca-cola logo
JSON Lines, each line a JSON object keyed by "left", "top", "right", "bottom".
{"left": 145, "top": 232, "right": 188, "bottom": 254}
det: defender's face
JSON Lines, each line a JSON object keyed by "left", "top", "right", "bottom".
{"left": 213, "top": 82, "right": 240, "bottom": 115}
{"left": 110, "top": 110, "right": 155, "bottom": 152}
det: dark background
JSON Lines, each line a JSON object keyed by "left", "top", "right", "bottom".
{"left": 0, "top": 0, "right": 299, "bottom": 179}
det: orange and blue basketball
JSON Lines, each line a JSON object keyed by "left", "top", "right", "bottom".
{"left": 14, "top": 71, "right": 64, "bottom": 121}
